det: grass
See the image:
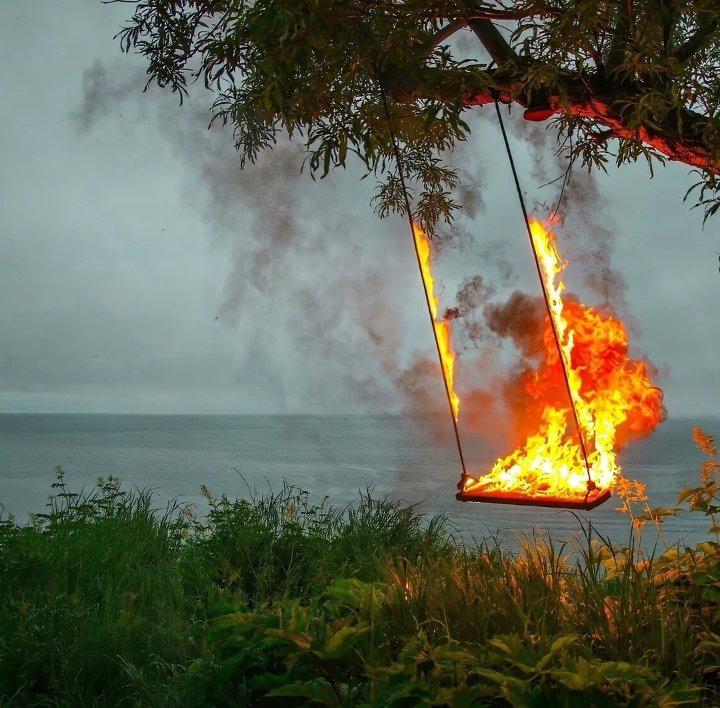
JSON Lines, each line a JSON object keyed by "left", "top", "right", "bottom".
{"left": 1, "top": 432, "right": 719, "bottom": 706}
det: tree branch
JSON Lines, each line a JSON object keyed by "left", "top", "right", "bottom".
{"left": 467, "top": 90, "right": 718, "bottom": 173}
{"left": 661, "top": 1, "right": 679, "bottom": 55}
{"left": 468, "top": 9, "right": 554, "bottom": 21}
{"left": 391, "top": 66, "right": 718, "bottom": 174}
{"left": 467, "top": 18, "right": 519, "bottom": 64}
{"left": 429, "top": 19, "right": 467, "bottom": 51}
{"left": 674, "top": 17, "right": 719, "bottom": 62}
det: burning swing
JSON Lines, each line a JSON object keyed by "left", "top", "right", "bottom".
{"left": 382, "top": 91, "right": 664, "bottom": 511}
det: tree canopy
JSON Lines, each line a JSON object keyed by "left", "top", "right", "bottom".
{"left": 116, "top": 1, "right": 720, "bottom": 231}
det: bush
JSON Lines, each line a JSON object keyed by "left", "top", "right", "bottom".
{"left": 1, "top": 431, "right": 720, "bottom": 705}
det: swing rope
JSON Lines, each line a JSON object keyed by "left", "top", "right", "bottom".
{"left": 378, "top": 82, "right": 468, "bottom": 481}
{"left": 491, "top": 96, "right": 594, "bottom": 489}
{"left": 378, "top": 76, "right": 595, "bottom": 494}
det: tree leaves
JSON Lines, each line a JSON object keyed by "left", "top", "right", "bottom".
{"left": 118, "top": 0, "right": 720, "bottom": 227}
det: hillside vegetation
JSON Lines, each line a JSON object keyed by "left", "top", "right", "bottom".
{"left": 1, "top": 429, "right": 719, "bottom": 706}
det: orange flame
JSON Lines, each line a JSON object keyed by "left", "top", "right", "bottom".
{"left": 462, "top": 218, "right": 664, "bottom": 501}
{"left": 413, "top": 223, "right": 460, "bottom": 421}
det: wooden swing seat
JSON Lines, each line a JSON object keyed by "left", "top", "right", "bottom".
{"left": 456, "top": 486, "right": 611, "bottom": 510}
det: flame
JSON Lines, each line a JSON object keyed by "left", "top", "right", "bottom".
{"left": 413, "top": 223, "right": 460, "bottom": 421}
{"left": 462, "top": 218, "right": 664, "bottom": 501}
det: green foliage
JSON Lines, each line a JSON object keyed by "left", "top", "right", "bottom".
{"left": 116, "top": 0, "right": 720, "bottom": 232}
{"left": 190, "top": 484, "right": 450, "bottom": 602}
{"left": 190, "top": 579, "right": 699, "bottom": 706}
{"left": 4, "top": 440, "right": 720, "bottom": 704}
{"left": 0, "top": 469, "right": 446, "bottom": 705}
{"left": 0, "top": 467, "right": 210, "bottom": 704}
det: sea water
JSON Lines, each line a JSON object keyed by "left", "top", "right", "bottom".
{"left": 0, "top": 413, "right": 717, "bottom": 547}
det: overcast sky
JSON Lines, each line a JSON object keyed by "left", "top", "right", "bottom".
{"left": 1, "top": 0, "right": 718, "bottom": 418}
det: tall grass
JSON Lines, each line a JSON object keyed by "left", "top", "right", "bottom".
{"left": 0, "top": 473, "right": 208, "bottom": 703}
{"left": 1, "top": 448, "right": 719, "bottom": 705}
{"left": 191, "top": 483, "right": 450, "bottom": 602}
{"left": 382, "top": 530, "right": 696, "bottom": 677}
{"left": 0, "top": 470, "right": 447, "bottom": 704}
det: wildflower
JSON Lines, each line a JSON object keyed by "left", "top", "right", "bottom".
{"left": 615, "top": 476, "right": 648, "bottom": 515}
{"left": 632, "top": 517, "right": 647, "bottom": 532}
{"left": 200, "top": 485, "right": 214, "bottom": 503}
{"left": 693, "top": 426, "right": 717, "bottom": 456}
{"left": 701, "top": 460, "right": 720, "bottom": 484}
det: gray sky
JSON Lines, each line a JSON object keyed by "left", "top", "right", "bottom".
{"left": 1, "top": 0, "right": 718, "bottom": 417}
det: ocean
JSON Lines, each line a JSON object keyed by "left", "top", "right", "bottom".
{"left": 1, "top": 413, "right": 717, "bottom": 548}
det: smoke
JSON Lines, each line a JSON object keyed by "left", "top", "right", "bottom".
{"left": 444, "top": 28, "right": 630, "bottom": 332}
{"left": 484, "top": 291, "right": 546, "bottom": 359}
{"left": 75, "top": 58, "right": 410, "bottom": 413}
{"left": 456, "top": 275, "right": 495, "bottom": 315}
{"left": 453, "top": 163, "right": 487, "bottom": 220}
{"left": 75, "top": 60, "right": 308, "bottom": 321}
{"left": 511, "top": 117, "right": 631, "bottom": 317}
{"left": 556, "top": 172, "right": 632, "bottom": 322}
{"left": 75, "top": 60, "right": 132, "bottom": 132}
{"left": 71, "top": 55, "right": 641, "bottom": 436}
{"left": 73, "top": 57, "right": 536, "bottom": 426}
{"left": 158, "top": 111, "right": 304, "bottom": 320}
{"left": 448, "top": 274, "right": 493, "bottom": 348}
{"left": 441, "top": 109, "right": 640, "bottom": 447}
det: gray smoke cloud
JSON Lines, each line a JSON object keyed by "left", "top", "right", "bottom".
{"left": 74, "top": 58, "right": 428, "bottom": 413}
{"left": 513, "top": 119, "right": 630, "bottom": 316}
{"left": 70, "top": 37, "right": 633, "bottom": 425}
{"left": 2, "top": 0, "right": 717, "bottom": 420}
{"left": 75, "top": 59, "right": 144, "bottom": 133}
